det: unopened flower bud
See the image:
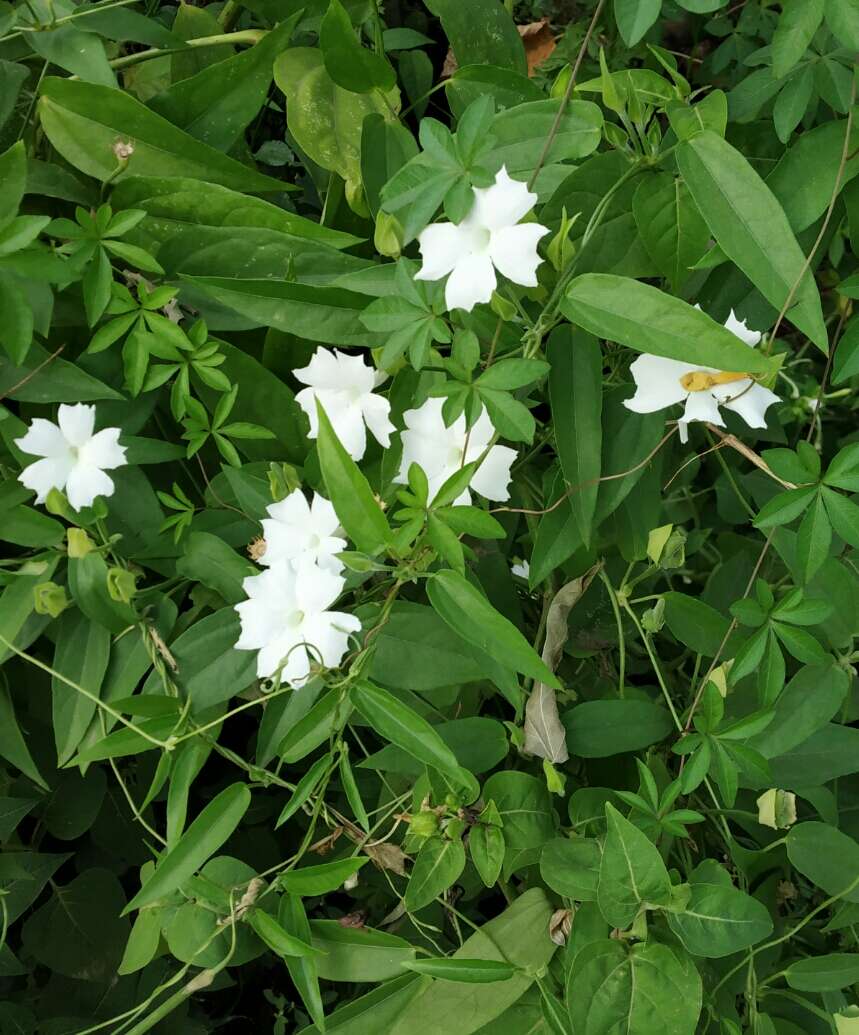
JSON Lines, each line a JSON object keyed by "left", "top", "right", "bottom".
{"left": 67, "top": 528, "right": 94, "bottom": 558}
{"left": 373, "top": 210, "right": 404, "bottom": 259}
{"left": 34, "top": 581, "right": 69, "bottom": 618}
{"left": 113, "top": 139, "right": 134, "bottom": 162}
{"left": 107, "top": 566, "right": 137, "bottom": 604}
{"left": 409, "top": 811, "right": 439, "bottom": 838}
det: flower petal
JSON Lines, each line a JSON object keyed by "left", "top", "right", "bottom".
{"left": 489, "top": 222, "right": 550, "bottom": 287}
{"left": 360, "top": 392, "right": 395, "bottom": 448}
{"left": 294, "top": 562, "right": 345, "bottom": 615}
{"left": 415, "top": 222, "right": 475, "bottom": 281}
{"left": 471, "top": 444, "right": 517, "bottom": 501}
{"left": 719, "top": 382, "right": 780, "bottom": 429}
{"left": 623, "top": 354, "right": 692, "bottom": 413}
{"left": 724, "top": 309, "right": 762, "bottom": 347}
{"left": 18, "top": 456, "right": 74, "bottom": 503}
{"left": 445, "top": 252, "right": 496, "bottom": 312}
{"left": 81, "top": 427, "right": 126, "bottom": 470}
{"left": 15, "top": 418, "right": 68, "bottom": 459}
{"left": 309, "top": 492, "right": 341, "bottom": 537}
{"left": 682, "top": 391, "right": 724, "bottom": 426}
{"left": 471, "top": 166, "right": 538, "bottom": 231}
{"left": 65, "top": 466, "right": 115, "bottom": 510}
{"left": 57, "top": 403, "right": 96, "bottom": 447}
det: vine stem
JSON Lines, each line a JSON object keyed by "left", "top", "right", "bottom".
{"left": 107, "top": 29, "right": 264, "bottom": 72}
{"left": 527, "top": 0, "right": 606, "bottom": 191}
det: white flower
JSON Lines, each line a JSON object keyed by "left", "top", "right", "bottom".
{"left": 415, "top": 166, "right": 550, "bottom": 313}
{"left": 511, "top": 559, "right": 530, "bottom": 579}
{"left": 260, "top": 490, "right": 346, "bottom": 574}
{"left": 623, "top": 309, "right": 780, "bottom": 443}
{"left": 294, "top": 348, "right": 395, "bottom": 461}
{"left": 396, "top": 397, "right": 517, "bottom": 505}
{"left": 234, "top": 559, "right": 361, "bottom": 683}
{"left": 15, "top": 403, "right": 127, "bottom": 510}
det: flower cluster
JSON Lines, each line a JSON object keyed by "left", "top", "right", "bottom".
{"left": 234, "top": 490, "right": 360, "bottom": 684}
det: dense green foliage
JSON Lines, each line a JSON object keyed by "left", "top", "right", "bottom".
{"left": 2, "top": 0, "right": 859, "bottom": 1032}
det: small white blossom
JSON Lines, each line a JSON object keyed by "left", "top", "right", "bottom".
{"left": 16, "top": 403, "right": 127, "bottom": 510}
{"left": 415, "top": 166, "right": 550, "bottom": 313}
{"left": 623, "top": 309, "right": 780, "bottom": 443}
{"left": 260, "top": 490, "right": 346, "bottom": 574}
{"left": 396, "top": 397, "right": 517, "bottom": 505}
{"left": 295, "top": 348, "right": 395, "bottom": 461}
{"left": 511, "top": 559, "right": 530, "bottom": 579}
{"left": 234, "top": 559, "right": 361, "bottom": 683}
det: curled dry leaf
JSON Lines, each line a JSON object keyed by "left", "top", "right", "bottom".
{"left": 524, "top": 564, "right": 601, "bottom": 763}
{"left": 549, "top": 907, "right": 574, "bottom": 946}
{"left": 364, "top": 840, "right": 409, "bottom": 876}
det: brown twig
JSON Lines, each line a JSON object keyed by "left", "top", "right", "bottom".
{"left": 704, "top": 423, "right": 797, "bottom": 489}
{"left": 0, "top": 345, "right": 65, "bottom": 402}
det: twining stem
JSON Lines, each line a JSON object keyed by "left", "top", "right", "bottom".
{"left": 108, "top": 29, "right": 264, "bottom": 72}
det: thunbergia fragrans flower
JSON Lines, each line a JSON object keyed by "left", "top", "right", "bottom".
{"left": 396, "top": 397, "right": 517, "bottom": 504}
{"left": 623, "top": 309, "right": 780, "bottom": 443}
{"left": 234, "top": 559, "right": 361, "bottom": 683}
{"left": 415, "top": 166, "right": 550, "bottom": 313}
{"left": 16, "top": 403, "right": 127, "bottom": 510}
{"left": 259, "top": 490, "right": 346, "bottom": 574}
{"left": 295, "top": 348, "right": 395, "bottom": 461}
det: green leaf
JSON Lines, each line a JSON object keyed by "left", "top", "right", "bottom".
{"left": 786, "top": 953, "right": 859, "bottom": 992}
{"left": 664, "top": 592, "right": 731, "bottom": 655}
{"left": 320, "top": 0, "right": 395, "bottom": 93}
{"left": 470, "top": 823, "right": 505, "bottom": 888}
{"left": 310, "top": 920, "right": 417, "bottom": 983}
{"left": 280, "top": 858, "right": 368, "bottom": 897}
{"left": 280, "top": 895, "right": 326, "bottom": 1031}
{"left": 427, "top": 569, "right": 559, "bottom": 686}
{"left": 148, "top": 17, "right": 299, "bottom": 152}
{"left": 51, "top": 608, "right": 110, "bottom": 766}
{"left": 247, "top": 908, "right": 321, "bottom": 959}
{"left": 597, "top": 802, "right": 672, "bottom": 928}
{"left": 351, "top": 680, "right": 476, "bottom": 799}
{"left": 786, "top": 822, "right": 859, "bottom": 902}
{"left": 614, "top": 0, "right": 662, "bottom": 46}
{"left": 0, "top": 683, "right": 48, "bottom": 790}
{"left": 772, "top": 0, "right": 824, "bottom": 79}
{"left": 632, "top": 173, "right": 709, "bottom": 292}
{"left": 274, "top": 47, "right": 398, "bottom": 193}
{"left": 38, "top": 78, "right": 284, "bottom": 192}
{"left": 796, "top": 493, "right": 831, "bottom": 583}
{"left": 566, "top": 940, "right": 702, "bottom": 1035}
{"left": 166, "top": 607, "right": 256, "bottom": 713}
{"left": 316, "top": 402, "right": 391, "bottom": 554}
{"left": 563, "top": 700, "right": 673, "bottom": 758}
{"left": 68, "top": 551, "right": 137, "bottom": 634}
{"left": 825, "top": 0, "right": 859, "bottom": 49}
{"left": 667, "top": 866, "right": 773, "bottom": 957}
{"left": 125, "top": 783, "right": 251, "bottom": 912}
{"left": 405, "top": 836, "right": 467, "bottom": 912}
{"left": 424, "top": 0, "right": 526, "bottom": 74}
{"left": 540, "top": 837, "right": 601, "bottom": 902}
{"left": 182, "top": 277, "right": 376, "bottom": 347}
{"left": 403, "top": 958, "right": 516, "bottom": 982}
{"left": 562, "top": 274, "right": 776, "bottom": 373}
{"left": 0, "top": 141, "right": 25, "bottom": 231}
{"left": 824, "top": 443, "right": 859, "bottom": 492}
{"left": 676, "top": 131, "right": 827, "bottom": 350}
{"left": 176, "top": 531, "right": 255, "bottom": 606}
{"left": 0, "top": 280, "right": 33, "bottom": 365}
{"left": 548, "top": 326, "right": 602, "bottom": 548}
{"left": 483, "top": 771, "right": 556, "bottom": 852}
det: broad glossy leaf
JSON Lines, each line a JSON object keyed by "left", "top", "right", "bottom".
{"left": 316, "top": 403, "right": 391, "bottom": 554}
{"left": 403, "top": 958, "right": 516, "bottom": 982}
{"left": 405, "top": 836, "right": 466, "bottom": 912}
{"left": 668, "top": 867, "right": 773, "bottom": 957}
{"left": 566, "top": 940, "right": 702, "bottom": 1035}
{"left": 310, "top": 921, "right": 417, "bottom": 982}
{"left": 786, "top": 822, "right": 859, "bottom": 902}
{"left": 51, "top": 608, "right": 110, "bottom": 766}
{"left": 125, "top": 783, "right": 251, "bottom": 912}
{"left": 563, "top": 700, "right": 673, "bottom": 758}
{"left": 562, "top": 274, "right": 776, "bottom": 373}
{"left": 38, "top": 78, "right": 284, "bottom": 192}
{"left": 280, "top": 858, "right": 368, "bottom": 896}
{"left": 427, "top": 570, "right": 559, "bottom": 686}
{"left": 424, "top": 0, "right": 526, "bottom": 74}
{"left": 320, "top": 0, "right": 395, "bottom": 93}
{"left": 597, "top": 803, "right": 672, "bottom": 928}
{"left": 771, "top": 0, "right": 824, "bottom": 79}
{"left": 786, "top": 953, "right": 859, "bottom": 991}
{"left": 540, "top": 837, "right": 601, "bottom": 901}
{"left": 677, "top": 131, "right": 827, "bottom": 350}
{"left": 548, "top": 326, "right": 601, "bottom": 547}
{"left": 632, "top": 172, "right": 709, "bottom": 292}
{"left": 614, "top": 0, "right": 661, "bottom": 46}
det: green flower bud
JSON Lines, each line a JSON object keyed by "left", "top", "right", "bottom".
{"left": 409, "top": 811, "right": 439, "bottom": 838}
{"left": 33, "top": 581, "right": 69, "bottom": 618}
{"left": 67, "top": 528, "right": 94, "bottom": 558}
{"left": 374, "top": 210, "right": 404, "bottom": 259}
{"left": 107, "top": 566, "right": 137, "bottom": 604}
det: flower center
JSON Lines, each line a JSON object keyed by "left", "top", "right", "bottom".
{"left": 69, "top": 445, "right": 80, "bottom": 460}
{"left": 285, "top": 609, "right": 305, "bottom": 629}
{"left": 472, "top": 227, "right": 491, "bottom": 251}
{"left": 448, "top": 445, "right": 463, "bottom": 466}
{"left": 680, "top": 370, "right": 749, "bottom": 392}
{"left": 307, "top": 533, "right": 320, "bottom": 550}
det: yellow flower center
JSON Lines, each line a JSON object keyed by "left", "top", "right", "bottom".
{"left": 680, "top": 370, "right": 749, "bottom": 392}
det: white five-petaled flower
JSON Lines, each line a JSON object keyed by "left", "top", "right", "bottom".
{"left": 295, "top": 348, "right": 395, "bottom": 461}
{"left": 511, "top": 558, "right": 530, "bottom": 580}
{"left": 623, "top": 309, "right": 781, "bottom": 443}
{"left": 415, "top": 166, "right": 550, "bottom": 313}
{"left": 396, "top": 397, "right": 517, "bottom": 505}
{"left": 234, "top": 559, "right": 361, "bottom": 683}
{"left": 260, "top": 490, "right": 346, "bottom": 574}
{"left": 16, "top": 403, "right": 127, "bottom": 510}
